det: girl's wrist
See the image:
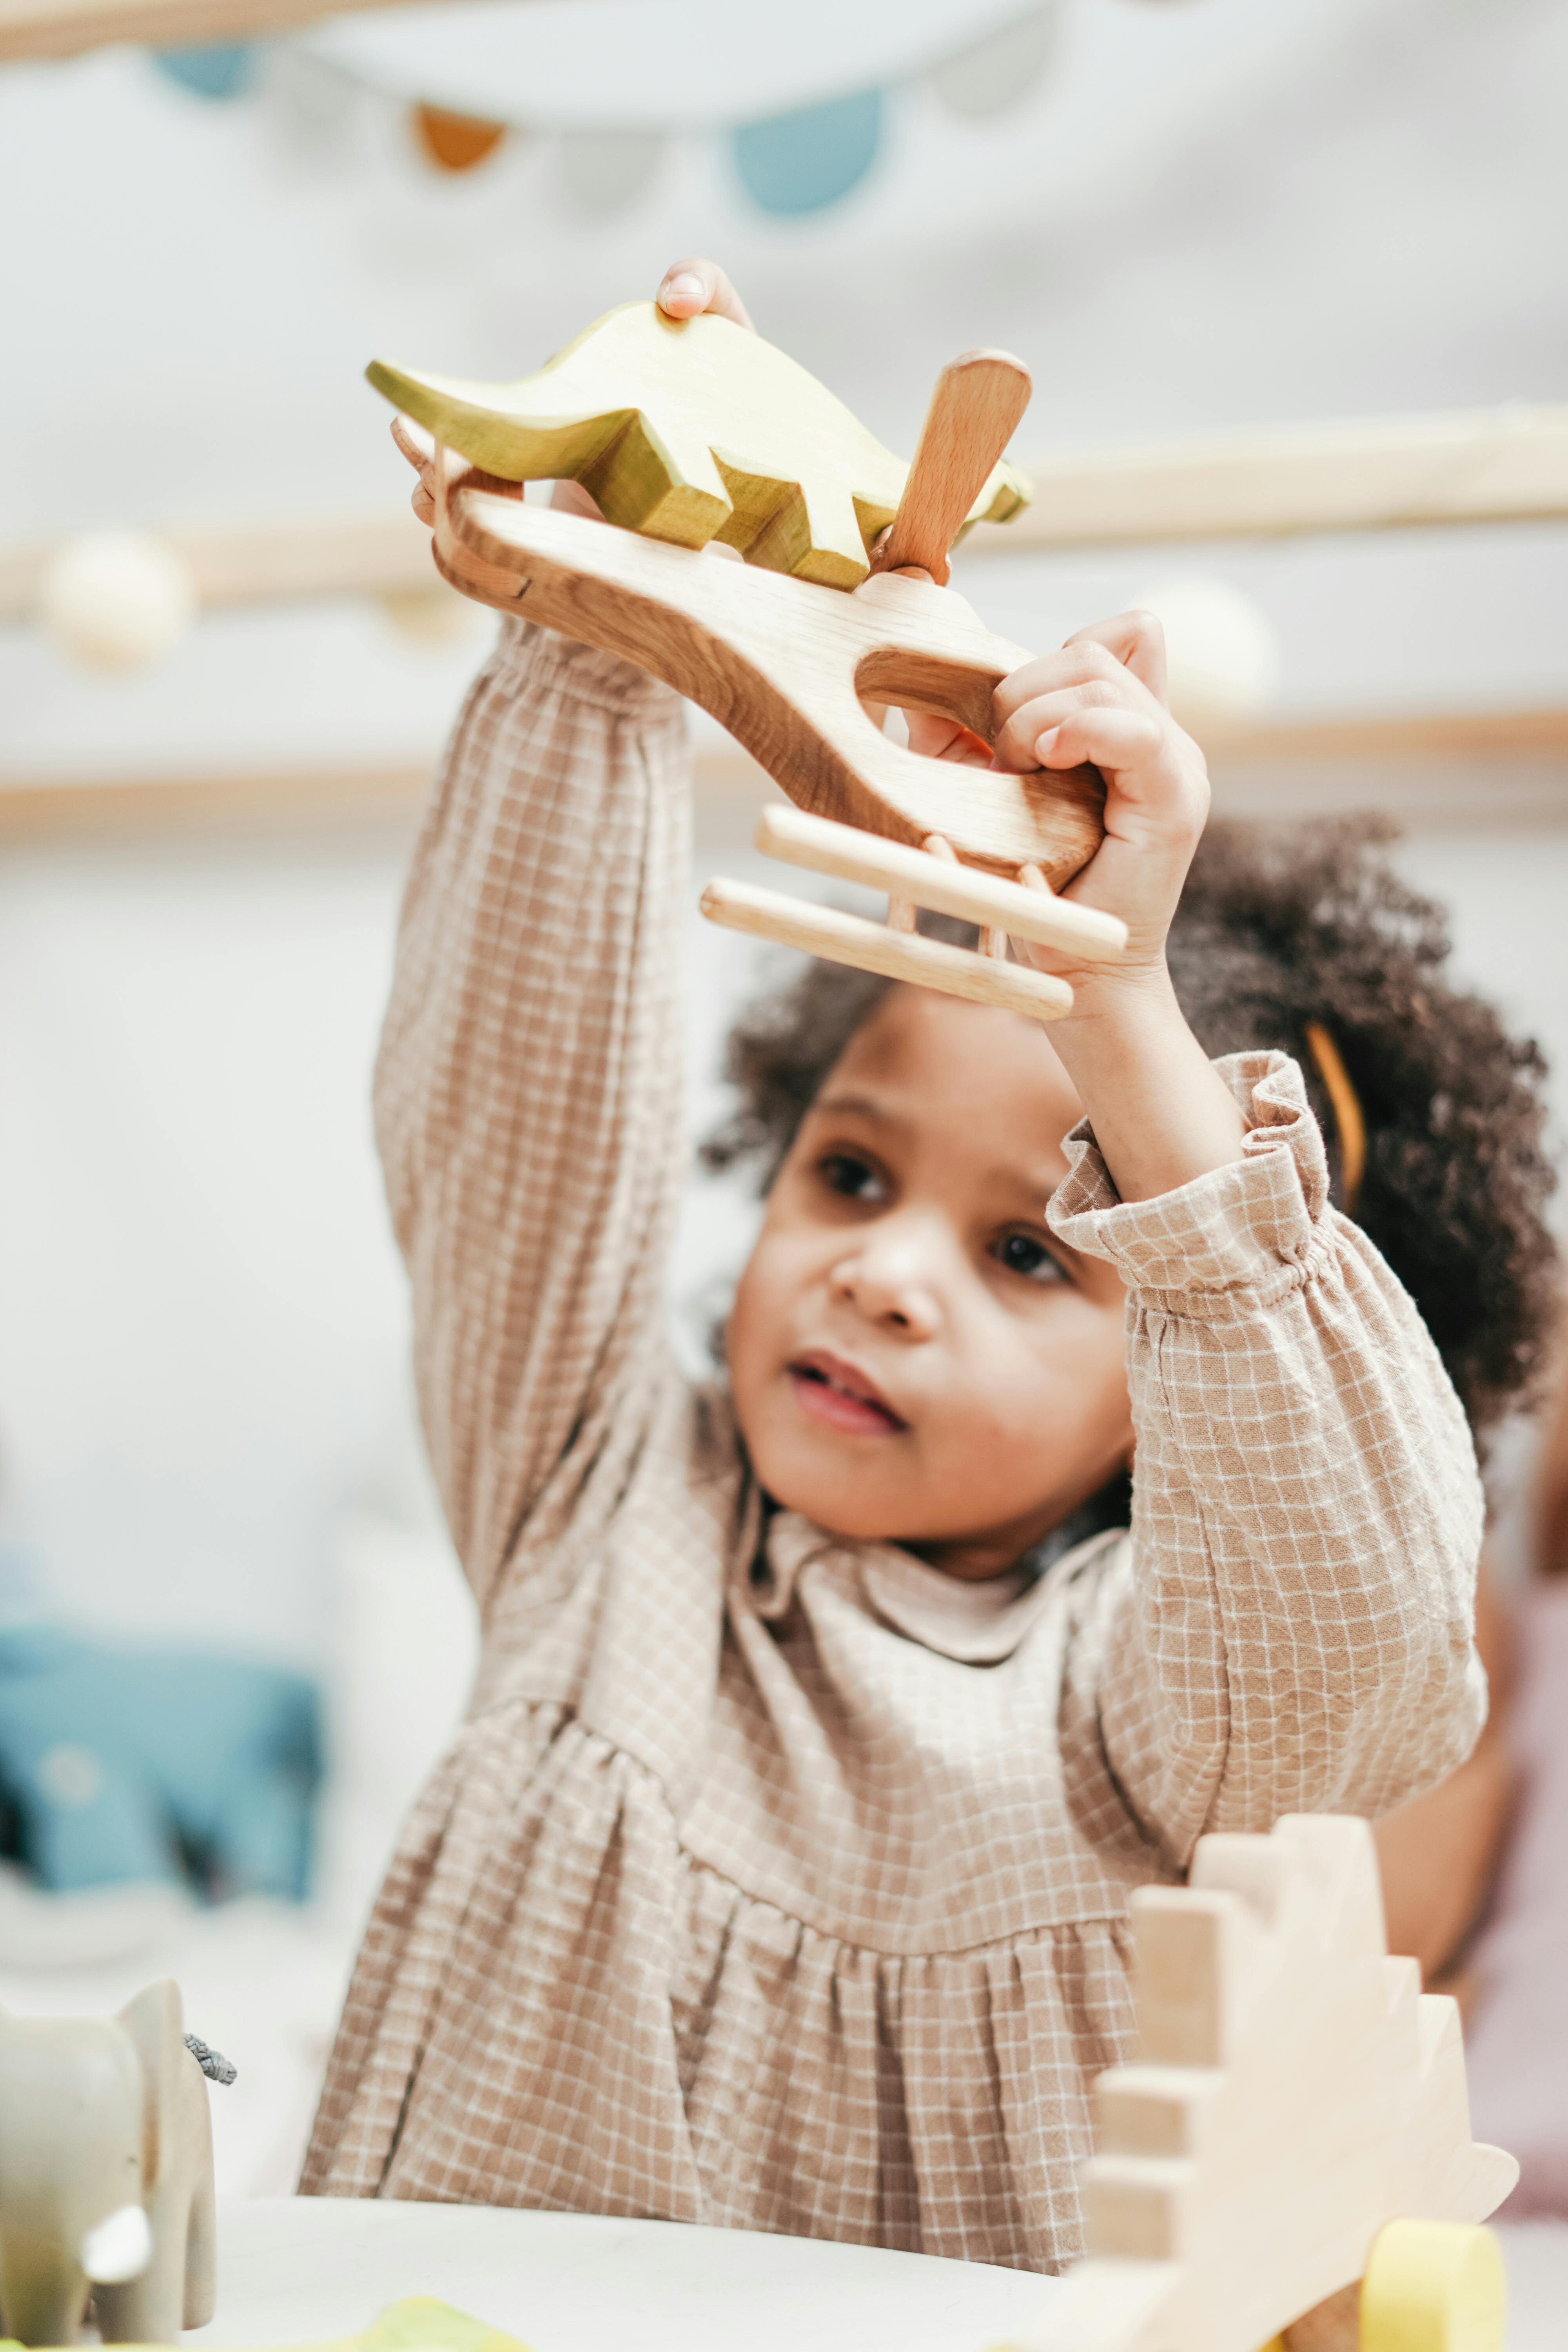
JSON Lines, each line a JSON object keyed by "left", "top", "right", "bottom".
{"left": 1045, "top": 960, "right": 1248, "bottom": 1206}
{"left": 1053, "top": 950, "right": 1180, "bottom": 1036}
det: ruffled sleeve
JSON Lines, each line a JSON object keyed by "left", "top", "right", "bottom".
{"left": 1048, "top": 1050, "right": 1486, "bottom": 1864}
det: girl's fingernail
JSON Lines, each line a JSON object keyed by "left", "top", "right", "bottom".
{"left": 1034, "top": 727, "right": 1060, "bottom": 761}
{"left": 662, "top": 271, "right": 706, "bottom": 307}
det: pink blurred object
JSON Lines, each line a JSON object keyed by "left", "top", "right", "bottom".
{"left": 1464, "top": 1578, "right": 1568, "bottom": 2215}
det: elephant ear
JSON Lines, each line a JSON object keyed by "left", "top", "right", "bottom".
{"left": 116, "top": 1979, "right": 188, "bottom": 2189}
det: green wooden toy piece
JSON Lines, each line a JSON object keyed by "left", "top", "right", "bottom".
{"left": 367, "top": 301, "right": 1031, "bottom": 591}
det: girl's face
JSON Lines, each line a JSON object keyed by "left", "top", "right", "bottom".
{"left": 727, "top": 986, "right": 1134, "bottom": 1582}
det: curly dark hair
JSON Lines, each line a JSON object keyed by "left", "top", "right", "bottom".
{"left": 702, "top": 819, "right": 1558, "bottom": 1444}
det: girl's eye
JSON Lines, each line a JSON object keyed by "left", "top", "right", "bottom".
{"left": 994, "top": 1230, "right": 1064, "bottom": 1285}
{"left": 817, "top": 1152, "right": 887, "bottom": 1204}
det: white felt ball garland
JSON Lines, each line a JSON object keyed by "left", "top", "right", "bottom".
{"left": 1129, "top": 576, "right": 1281, "bottom": 742}
{"left": 40, "top": 531, "right": 199, "bottom": 671}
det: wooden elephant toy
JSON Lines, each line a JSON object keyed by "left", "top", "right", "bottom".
{"left": 0, "top": 1980, "right": 216, "bottom": 2346}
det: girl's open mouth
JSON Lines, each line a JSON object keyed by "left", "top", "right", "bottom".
{"left": 788, "top": 1352, "right": 908, "bottom": 1436}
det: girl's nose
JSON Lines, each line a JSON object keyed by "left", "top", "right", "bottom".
{"left": 830, "top": 1230, "right": 943, "bottom": 1340}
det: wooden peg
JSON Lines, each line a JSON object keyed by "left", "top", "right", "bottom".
{"left": 871, "top": 351, "right": 1033, "bottom": 586}
{"left": 699, "top": 880, "right": 1074, "bottom": 1023}
{"left": 753, "top": 807, "right": 1125, "bottom": 960}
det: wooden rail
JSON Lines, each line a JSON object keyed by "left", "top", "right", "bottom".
{"left": 975, "top": 405, "right": 1568, "bottom": 549}
{"left": 0, "top": 512, "right": 434, "bottom": 627}
{"left": 5, "top": 403, "right": 1568, "bottom": 633}
{"left": 3, "top": 711, "right": 1564, "bottom": 844}
{"left": 0, "top": 0, "right": 422, "bottom": 64}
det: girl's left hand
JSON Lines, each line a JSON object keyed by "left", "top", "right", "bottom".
{"left": 907, "top": 610, "right": 1209, "bottom": 995}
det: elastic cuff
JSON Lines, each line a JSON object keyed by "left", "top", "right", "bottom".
{"left": 1047, "top": 1051, "right": 1334, "bottom": 1307}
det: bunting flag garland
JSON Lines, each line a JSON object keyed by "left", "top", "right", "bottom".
{"left": 153, "top": 40, "right": 257, "bottom": 100}
{"left": 732, "top": 89, "right": 885, "bottom": 218}
{"left": 556, "top": 130, "right": 667, "bottom": 219}
{"left": 926, "top": 4, "right": 1062, "bottom": 119}
{"left": 149, "top": 2, "right": 1066, "bottom": 214}
{"left": 411, "top": 103, "right": 508, "bottom": 172}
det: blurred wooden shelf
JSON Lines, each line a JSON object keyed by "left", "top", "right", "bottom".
{"left": 0, "top": 762, "right": 435, "bottom": 840}
{"left": 0, "top": 0, "right": 421, "bottom": 63}
{"left": 5, "top": 403, "right": 1567, "bottom": 637}
{"left": 975, "top": 405, "right": 1568, "bottom": 550}
{"left": 1215, "top": 708, "right": 1568, "bottom": 761}
{"left": 0, "top": 512, "right": 436, "bottom": 626}
{"left": 5, "top": 710, "right": 1568, "bottom": 845}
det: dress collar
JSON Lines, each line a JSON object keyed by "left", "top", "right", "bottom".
{"left": 752, "top": 1509, "right": 1119, "bottom": 1663}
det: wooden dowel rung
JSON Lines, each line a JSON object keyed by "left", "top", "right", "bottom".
{"left": 753, "top": 805, "right": 1125, "bottom": 960}
{"left": 699, "top": 878, "right": 1075, "bottom": 1022}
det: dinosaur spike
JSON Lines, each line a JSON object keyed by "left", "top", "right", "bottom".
{"left": 1189, "top": 1831, "right": 1299, "bottom": 1930}
{"left": 1088, "top": 2156, "right": 1194, "bottom": 2262}
{"left": 1131, "top": 1890, "right": 1262, "bottom": 2069}
{"left": 1275, "top": 1814, "right": 1388, "bottom": 1963}
{"left": 1096, "top": 2066, "right": 1222, "bottom": 2161}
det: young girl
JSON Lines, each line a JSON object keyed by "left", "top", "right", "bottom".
{"left": 303, "top": 260, "right": 1555, "bottom": 2270}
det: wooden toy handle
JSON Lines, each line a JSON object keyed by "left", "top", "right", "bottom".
{"left": 871, "top": 350, "right": 1032, "bottom": 586}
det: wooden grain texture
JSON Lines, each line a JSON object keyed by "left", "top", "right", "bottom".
{"left": 432, "top": 446, "right": 1106, "bottom": 883}
{"left": 699, "top": 880, "right": 1074, "bottom": 1021}
{"left": 1007, "top": 1816, "right": 1516, "bottom": 2352}
{"left": 870, "top": 350, "right": 1032, "bottom": 586}
{"left": 372, "top": 304, "right": 1030, "bottom": 591}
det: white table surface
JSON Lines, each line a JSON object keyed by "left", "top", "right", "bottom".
{"left": 191, "top": 2198, "right": 1568, "bottom": 2352}
{"left": 190, "top": 2199, "right": 1055, "bottom": 2352}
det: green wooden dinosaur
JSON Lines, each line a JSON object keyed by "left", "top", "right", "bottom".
{"left": 367, "top": 301, "right": 1031, "bottom": 591}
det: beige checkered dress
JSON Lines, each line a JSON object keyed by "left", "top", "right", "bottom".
{"left": 301, "top": 621, "right": 1486, "bottom": 2270}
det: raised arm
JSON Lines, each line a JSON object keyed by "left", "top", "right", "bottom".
{"left": 376, "top": 260, "right": 753, "bottom": 1614}
{"left": 375, "top": 618, "right": 688, "bottom": 1609}
{"left": 981, "top": 612, "right": 1485, "bottom": 1850}
{"left": 1049, "top": 1053, "right": 1486, "bottom": 1859}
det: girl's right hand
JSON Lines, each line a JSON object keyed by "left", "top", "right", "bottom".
{"left": 654, "top": 256, "right": 754, "bottom": 331}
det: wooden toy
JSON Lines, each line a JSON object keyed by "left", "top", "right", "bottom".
{"left": 0, "top": 1980, "right": 217, "bottom": 2346}
{"left": 368, "top": 301, "right": 1029, "bottom": 590}
{"left": 371, "top": 303, "right": 1130, "bottom": 1022}
{"left": 1003, "top": 1816, "right": 1514, "bottom": 2352}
